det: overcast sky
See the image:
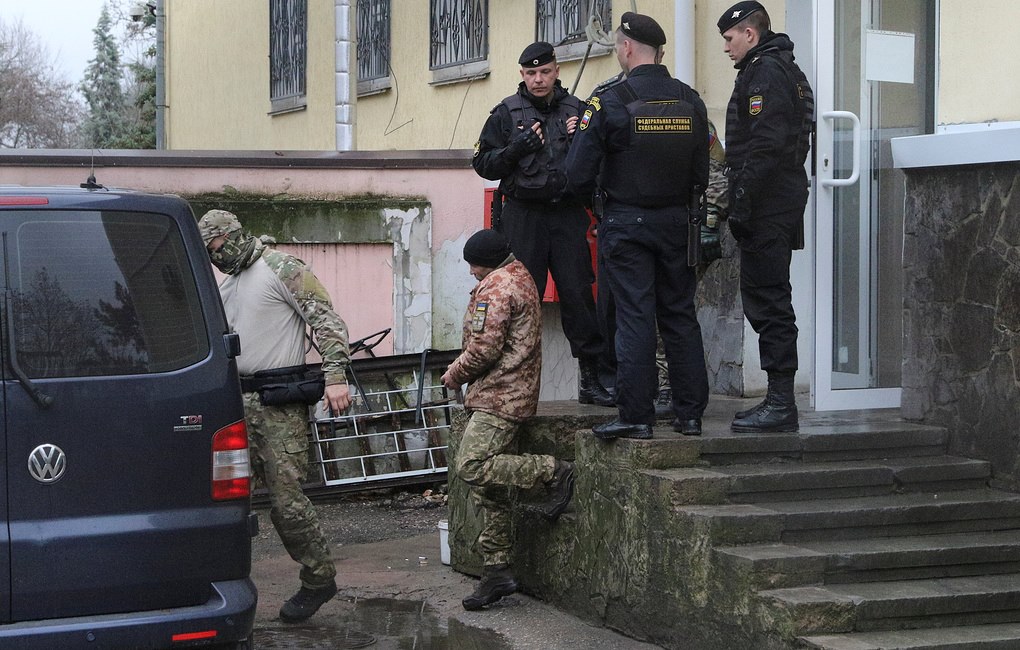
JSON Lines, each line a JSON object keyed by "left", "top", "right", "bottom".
{"left": 7, "top": 0, "right": 111, "bottom": 83}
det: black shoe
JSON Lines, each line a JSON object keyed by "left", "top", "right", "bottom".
{"left": 671, "top": 418, "right": 702, "bottom": 436}
{"left": 533, "top": 460, "right": 575, "bottom": 521}
{"left": 734, "top": 398, "right": 766, "bottom": 420}
{"left": 731, "top": 396, "right": 798, "bottom": 433}
{"left": 653, "top": 387, "right": 672, "bottom": 419}
{"left": 592, "top": 419, "right": 653, "bottom": 440}
{"left": 462, "top": 564, "right": 518, "bottom": 611}
{"left": 279, "top": 580, "right": 338, "bottom": 622}
{"left": 578, "top": 357, "right": 615, "bottom": 407}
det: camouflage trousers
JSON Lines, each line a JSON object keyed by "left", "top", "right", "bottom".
{"left": 454, "top": 410, "right": 556, "bottom": 567}
{"left": 243, "top": 392, "right": 336, "bottom": 589}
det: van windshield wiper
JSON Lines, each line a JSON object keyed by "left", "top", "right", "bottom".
{"left": 3, "top": 232, "right": 54, "bottom": 409}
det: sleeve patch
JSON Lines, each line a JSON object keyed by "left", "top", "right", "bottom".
{"left": 586, "top": 96, "right": 602, "bottom": 111}
{"left": 471, "top": 302, "right": 488, "bottom": 332}
{"left": 579, "top": 110, "right": 593, "bottom": 131}
{"left": 749, "top": 95, "right": 764, "bottom": 115}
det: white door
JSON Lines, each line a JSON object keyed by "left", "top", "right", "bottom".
{"left": 795, "top": 0, "right": 936, "bottom": 410}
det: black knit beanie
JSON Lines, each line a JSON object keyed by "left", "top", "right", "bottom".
{"left": 463, "top": 229, "right": 511, "bottom": 267}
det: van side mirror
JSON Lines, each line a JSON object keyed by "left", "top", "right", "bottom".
{"left": 224, "top": 333, "right": 241, "bottom": 359}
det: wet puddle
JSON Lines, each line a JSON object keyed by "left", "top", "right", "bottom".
{"left": 257, "top": 597, "right": 513, "bottom": 649}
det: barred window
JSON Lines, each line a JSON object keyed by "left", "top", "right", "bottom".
{"left": 430, "top": 0, "right": 489, "bottom": 83}
{"left": 537, "top": 0, "right": 612, "bottom": 62}
{"left": 357, "top": 0, "right": 392, "bottom": 95}
{"left": 270, "top": 0, "right": 308, "bottom": 113}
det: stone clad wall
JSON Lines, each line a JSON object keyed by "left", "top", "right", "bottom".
{"left": 902, "top": 162, "right": 1020, "bottom": 487}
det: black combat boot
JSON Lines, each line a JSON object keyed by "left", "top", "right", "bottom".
{"left": 530, "top": 460, "right": 575, "bottom": 521}
{"left": 462, "top": 564, "right": 518, "bottom": 611}
{"left": 578, "top": 357, "right": 615, "bottom": 406}
{"left": 733, "top": 397, "right": 767, "bottom": 420}
{"left": 731, "top": 372, "right": 798, "bottom": 433}
{"left": 654, "top": 387, "right": 672, "bottom": 419}
{"left": 279, "top": 580, "right": 338, "bottom": 622}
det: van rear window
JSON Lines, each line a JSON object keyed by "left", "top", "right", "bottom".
{"left": 5, "top": 210, "right": 209, "bottom": 378}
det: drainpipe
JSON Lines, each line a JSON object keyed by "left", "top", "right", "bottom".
{"left": 155, "top": 0, "right": 165, "bottom": 149}
{"left": 334, "top": 0, "right": 354, "bottom": 151}
{"left": 673, "top": 0, "right": 696, "bottom": 87}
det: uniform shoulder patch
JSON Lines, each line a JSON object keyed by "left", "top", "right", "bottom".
{"left": 749, "top": 95, "right": 764, "bottom": 116}
{"left": 473, "top": 141, "right": 480, "bottom": 157}
{"left": 586, "top": 96, "right": 602, "bottom": 111}
{"left": 471, "top": 302, "right": 488, "bottom": 332}
{"left": 579, "top": 109, "right": 593, "bottom": 131}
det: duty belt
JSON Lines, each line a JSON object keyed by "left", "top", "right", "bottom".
{"left": 239, "top": 364, "right": 308, "bottom": 393}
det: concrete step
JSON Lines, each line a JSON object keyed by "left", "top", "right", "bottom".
{"left": 716, "top": 529, "right": 1020, "bottom": 589}
{"left": 697, "top": 422, "right": 947, "bottom": 466}
{"left": 799, "top": 622, "right": 1020, "bottom": 649}
{"left": 653, "top": 456, "right": 990, "bottom": 506}
{"left": 762, "top": 573, "right": 1020, "bottom": 634}
{"left": 675, "top": 489, "right": 1020, "bottom": 545}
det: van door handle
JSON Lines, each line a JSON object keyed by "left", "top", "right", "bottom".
{"left": 224, "top": 332, "right": 241, "bottom": 358}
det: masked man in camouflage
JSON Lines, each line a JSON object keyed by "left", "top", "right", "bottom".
{"left": 442, "top": 229, "right": 575, "bottom": 611}
{"left": 198, "top": 209, "right": 351, "bottom": 623}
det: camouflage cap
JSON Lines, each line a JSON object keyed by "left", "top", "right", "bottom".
{"left": 197, "top": 209, "right": 243, "bottom": 244}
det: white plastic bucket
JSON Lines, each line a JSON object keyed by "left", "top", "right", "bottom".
{"left": 438, "top": 519, "right": 450, "bottom": 565}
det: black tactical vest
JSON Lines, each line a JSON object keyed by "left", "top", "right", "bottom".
{"left": 772, "top": 50, "right": 814, "bottom": 166}
{"left": 602, "top": 80, "right": 705, "bottom": 208}
{"left": 500, "top": 91, "right": 581, "bottom": 201}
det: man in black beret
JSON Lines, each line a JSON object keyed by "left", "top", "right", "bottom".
{"left": 566, "top": 12, "right": 711, "bottom": 440}
{"left": 472, "top": 41, "right": 613, "bottom": 408}
{"left": 717, "top": 2, "right": 814, "bottom": 433}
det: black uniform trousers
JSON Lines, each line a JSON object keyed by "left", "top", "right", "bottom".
{"left": 501, "top": 197, "right": 601, "bottom": 359}
{"left": 599, "top": 203, "right": 708, "bottom": 425}
{"left": 738, "top": 208, "right": 800, "bottom": 374}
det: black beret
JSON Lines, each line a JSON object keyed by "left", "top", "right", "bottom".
{"left": 519, "top": 41, "right": 555, "bottom": 68}
{"left": 463, "top": 229, "right": 511, "bottom": 268}
{"left": 717, "top": 1, "right": 767, "bottom": 34}
{"left": 619, "top": 12, "right": 666, "bottom": 48}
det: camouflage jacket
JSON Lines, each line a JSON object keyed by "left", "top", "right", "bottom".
{"left": 222, "top": 247, "right": 350, "bottom": 386}
{"left": 446, "top": 258, "right": 541, "bottom": 422}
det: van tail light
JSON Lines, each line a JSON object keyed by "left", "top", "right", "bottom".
{"left": 211, "top": 420, "right": 250, "bottom": 501}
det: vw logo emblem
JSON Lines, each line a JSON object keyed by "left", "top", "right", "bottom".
{"left": 28, "top": 444, "right": 66, "bottom": 484}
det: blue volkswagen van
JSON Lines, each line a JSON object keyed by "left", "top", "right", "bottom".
{"left": 0, "top": 185, "right": 257, "bottom": 648}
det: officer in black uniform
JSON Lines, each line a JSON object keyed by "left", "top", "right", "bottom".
{"left": 718, "top": 1, "right": 813, "bottom": 433}
{"left": 472, "top": 41, "right": 613, "bottom": 408}
{"left": 566, "top": 12, "right": 710, "bottom": 440}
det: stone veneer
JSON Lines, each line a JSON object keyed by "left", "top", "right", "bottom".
{"left": 902, "top": 162, "right": 1020, "bottom": 488}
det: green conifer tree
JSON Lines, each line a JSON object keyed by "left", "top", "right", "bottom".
{"left": 80, "top": 4, "right": 129, "bottom": 148}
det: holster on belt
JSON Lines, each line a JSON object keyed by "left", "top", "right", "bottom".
{"left": 687, "top": 185, "right": 705, "bottom": 267}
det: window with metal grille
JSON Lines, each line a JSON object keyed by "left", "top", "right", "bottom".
{"left": 429, "top": 0, "right": 489, "bottom": 83}
{"left": 270, "top": 0, "right": 308, "bottom": 113}
{"left": 537, "top": 0, "right": 611, "bottom": 46}
{"left": 357, "top": 0, "right": 391, "bottom": 95}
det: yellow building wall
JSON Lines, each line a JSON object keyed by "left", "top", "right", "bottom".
{"left": 353, "top": 0, "right": 787, "bottom": 151}
{"left": 938, "top": 1, "right": 1020, "bottom": 126}
{"left": 165, "top": 0, "right": 338, "bottom": 150}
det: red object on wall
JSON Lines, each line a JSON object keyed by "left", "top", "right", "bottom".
{"left": 483, "top": 187, "right": 598, "bottom": 303}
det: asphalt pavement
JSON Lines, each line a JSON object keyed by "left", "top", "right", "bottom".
{"left": 250, "top": 490, "right": 659, "bottom": 649}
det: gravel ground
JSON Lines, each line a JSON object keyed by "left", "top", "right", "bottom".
{"left": 250, "top": 484, "right": 658, "bottom": 649}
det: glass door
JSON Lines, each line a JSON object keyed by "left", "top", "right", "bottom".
{"left": 811, "top": 0, "right": 935, "bottom": 410}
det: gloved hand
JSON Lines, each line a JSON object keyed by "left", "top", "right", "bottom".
{"left": 505, "top": 127, "right": 543, "bottom": 160}
{"left": 700, "top": 224, "right": 722, "bottom": 263}
{"left": 727, "top": 187, "right": 751, "bottom": 242}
